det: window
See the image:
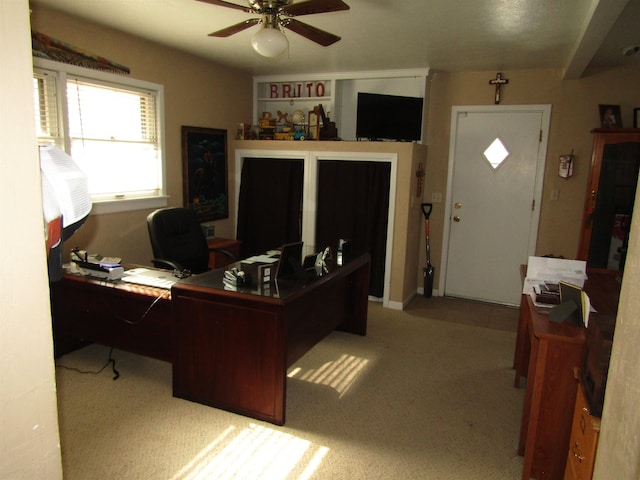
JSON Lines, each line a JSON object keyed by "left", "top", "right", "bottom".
{"left": 33, "top": 59, "right": 167, "bottom": 214}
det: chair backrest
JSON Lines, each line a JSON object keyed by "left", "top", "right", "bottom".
{"left": 146, "top": 207, "right": 210, "bottom": 274}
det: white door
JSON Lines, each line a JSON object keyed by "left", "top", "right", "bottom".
{"left": 441, "top": 105, "right": 551, "bottom": 306}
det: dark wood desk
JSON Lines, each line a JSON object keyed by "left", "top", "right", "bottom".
{"left": 50, "top": 275, "right": 173, "bottom": 362}
{"left": 171, "top": 253, "right": 370, "bottom": 425}
{"left": 51, "top": 253, "right": 370, "bottom": 425}
{"left": 513, "top": 268, "right": 621, "bottom": 480}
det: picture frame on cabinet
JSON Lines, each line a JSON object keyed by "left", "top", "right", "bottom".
{"left": 181, "top": 126, "right": 229, "bottom": 222}
{"left": 634, "top": 108, "right": 640, "bottom": 128}
{"left": 599, "top": 104, "right": 622, "bottom": 128}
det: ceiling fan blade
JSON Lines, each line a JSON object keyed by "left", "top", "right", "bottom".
{"left": 282, "top": 0, "right": 349, "bottom": 17}
{"left": 283, "top": 18, "right": 341, "bottom": 46}
{"left": 196, "top": 0, "right": 253, "bottom": 13}
{"left": 208, "top": 18, "right": 261, "bottom": 37}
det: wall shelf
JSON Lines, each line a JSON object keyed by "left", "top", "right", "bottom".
{"left": 252, "top": 69, "right": 431, "bottom": 142}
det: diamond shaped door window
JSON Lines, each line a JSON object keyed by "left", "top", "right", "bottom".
{"left": 484, "top": 137, "right": 510, "bottom": 170}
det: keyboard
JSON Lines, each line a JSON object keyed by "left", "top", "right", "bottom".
{"left": 121, "top": 268, "right": 177, "bottom": 289}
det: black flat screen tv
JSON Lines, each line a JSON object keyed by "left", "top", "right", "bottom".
{"left": 356, "top": 92, "right": 424, "bottom": 142}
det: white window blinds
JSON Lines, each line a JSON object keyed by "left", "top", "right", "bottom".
{"left": 33, "top": 70, "right": 62, "bottom": 147}
{"left": 32, "top": 60, "right": 166, "bottom": 213}
{"left": 65, "top": 77, "right": 162, "bottom": 199}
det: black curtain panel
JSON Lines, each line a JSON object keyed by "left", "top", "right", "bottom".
{"left": 316, "top": 160, "right": 391, "bottom": 298}
{"left": 236, "top": 157, "right": 304, "bottom": 257}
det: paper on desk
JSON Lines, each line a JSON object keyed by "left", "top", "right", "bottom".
{"left": 522, "top": 256, "right": 587, "bottom": 297}
{"left": 241, "top": 254, "right": 279, "bottom": 264}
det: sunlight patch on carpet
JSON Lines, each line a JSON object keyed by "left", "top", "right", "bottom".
{"left": 169, "top": 423, "right": 329, "bottom": 480}
{"left": 288, "top": 353, "right": 369, "bottom": 398}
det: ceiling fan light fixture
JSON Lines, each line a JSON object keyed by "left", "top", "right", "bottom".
{"left": 251, "top": 25, "right": 288, "bottom": 57}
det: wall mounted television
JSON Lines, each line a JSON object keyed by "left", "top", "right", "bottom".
{"left": 356, "top": 92, "right": 424, "bottom": 142}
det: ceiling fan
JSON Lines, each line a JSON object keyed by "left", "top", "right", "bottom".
{"left": 197, "top": 0, "right": 350, "bottom": 57}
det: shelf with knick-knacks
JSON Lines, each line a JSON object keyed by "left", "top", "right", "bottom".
{"left": 253, "top": 69, "right": 432, "bottom": 141}
{"left": 254, "top": 77, "right": 335, "bottom": 128}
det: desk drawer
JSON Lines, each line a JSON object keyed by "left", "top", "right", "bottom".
{"left": 564, "top": 384, "right": 600, "bottom": 480}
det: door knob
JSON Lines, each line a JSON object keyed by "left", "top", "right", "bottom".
{"left": 454, "top": 202, "right": 462, "bottom": 209}
{"left": 453, "top": 215, "right": 461, "bottom": 222}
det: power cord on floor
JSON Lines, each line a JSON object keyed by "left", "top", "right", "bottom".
{"left": 56, "top": 346, "right": 120, "bottom": 380}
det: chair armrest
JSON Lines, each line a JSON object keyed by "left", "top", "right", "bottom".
{"left": 211, "top": 248, "right": 238, "bottom": 263}
{"left": 151, "top": 258, "right": 184, "bottom": 271}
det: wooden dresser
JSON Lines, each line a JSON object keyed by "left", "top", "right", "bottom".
{"left": 514, "top": 267, "right": 621, "bottom": 480}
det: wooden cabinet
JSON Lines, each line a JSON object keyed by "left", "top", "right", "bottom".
{"left": 564, "top": 383, "right": 601, "bottom": 480}
{"left": 515, "top": 293, "right": 585, "bottom": 480}
{"left": 514, "top": 267, "right": 621, "bottom": 480}
{"left": 207, "top": 237, "right": 242, "bottom": 269}
{"left": 577, "top": 129, "right": 640, "bottom": 270}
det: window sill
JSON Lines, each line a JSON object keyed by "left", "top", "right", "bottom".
{"left": 90, "top": 196, "right": 169, "bottom": 215}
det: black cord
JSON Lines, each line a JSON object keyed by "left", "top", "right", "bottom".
{"left": 56, "top": 346, "right": 120, "bottom": 380}
{"left": 90, "top": 278, "right": 171, "bottom": 326}
{"left": 121, "top": 288, "right": 171, "bottom": 325}
{"left": 56, "top": 277, "right": 170, "bottom": 380}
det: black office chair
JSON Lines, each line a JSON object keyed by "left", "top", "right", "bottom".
{"left": 146, "top": 207, "right": 236, "bottom": 275}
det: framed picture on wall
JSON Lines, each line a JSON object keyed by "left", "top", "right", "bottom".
{"left": 181, "top": 126, "right": 229, "bottom": 222}
{"left": 634, "top": 108, "right": 640, "bottom": 128}
{"left": 599, "top": 104, "right": 622, "bottom": 128}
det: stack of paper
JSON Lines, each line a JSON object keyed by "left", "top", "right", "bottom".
{"left": 522, "top": 256, "right": 587, "bottom": 309}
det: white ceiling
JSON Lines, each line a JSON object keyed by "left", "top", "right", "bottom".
{"left": 30, "top": 0, "right": 640, "bottom": 78}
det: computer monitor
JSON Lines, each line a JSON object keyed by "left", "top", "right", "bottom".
{"left": 275, "top": 241, "right": 304, "bottom": 279}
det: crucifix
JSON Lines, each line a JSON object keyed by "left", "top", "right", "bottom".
{"left": 415, "top": 162, "right": 425, "bottom": 197}
{"left": 489, "top": 72, "right": 509, "bottom": 104}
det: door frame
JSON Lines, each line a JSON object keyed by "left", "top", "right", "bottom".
{"left": 438, "top": 104, "right": 552, "bottom": 297}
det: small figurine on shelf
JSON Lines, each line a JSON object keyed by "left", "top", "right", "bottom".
{"left": 259, "top": 112, "right": 276, "bottom": 140}
{"left": 236, "top": 123, "right": 247, "bottom": 140}
{"left": 293, "top": 128, "right": 306, "bottom": 141}
{"left": 277, "top": 110, "right": 289, "bottom": 124}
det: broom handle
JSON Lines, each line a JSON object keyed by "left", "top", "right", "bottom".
{"left": 421, "top": 203, "right": 433, "bottom": 219}
{"left": 422, "top": 203, "right": 433, "bottom": 263}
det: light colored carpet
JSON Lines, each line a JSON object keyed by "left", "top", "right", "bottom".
{"left": 55, "top": 296, "right": 525, "bottom": 479}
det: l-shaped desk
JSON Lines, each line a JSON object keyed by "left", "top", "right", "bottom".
{"left": 51, "top": 253, "right": 370, "bottom": 425}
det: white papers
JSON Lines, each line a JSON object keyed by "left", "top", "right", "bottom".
{"left": 522, "top": 256, "right": 587, "bottom": 301}
{"left": 122, "top": 267, "right": 177, "bottom": 288}
{"left": 583, "top": 292, "right": 592, "bottom": 327}
{"left": 241, "top": 254, "right": 280, "bottom": 264}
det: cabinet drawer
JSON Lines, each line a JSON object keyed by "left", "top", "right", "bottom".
{"left": 564, "top": 384, "right": 600, "bottom": 480}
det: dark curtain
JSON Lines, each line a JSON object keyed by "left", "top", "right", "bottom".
{"left": 236, "top": 157, "right": 304, "bottom": 257}
{"left": 316, "top": 160, "right": 391, "bottom": 297}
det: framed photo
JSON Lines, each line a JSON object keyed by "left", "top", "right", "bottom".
{"left": 634, "top": 108, "right": 640, "bottom": 128}
{"left": 181, "top": 126, "right": 229, "bottom": 222}
{"left": 599, "top": 104, "right": 622, "bottom": 128}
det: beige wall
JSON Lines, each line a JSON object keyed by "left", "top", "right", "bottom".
{"left": 1, "top": 0, "right": 63, "bottom": 478}
{"left": 424, "top": 67, "right": 640, "bottom": 290}
{"left": 593, "top": 181, "right": 640, "bottom": 479}
{"left": 30, "top": 5, "right": 253, "bottom": 265}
